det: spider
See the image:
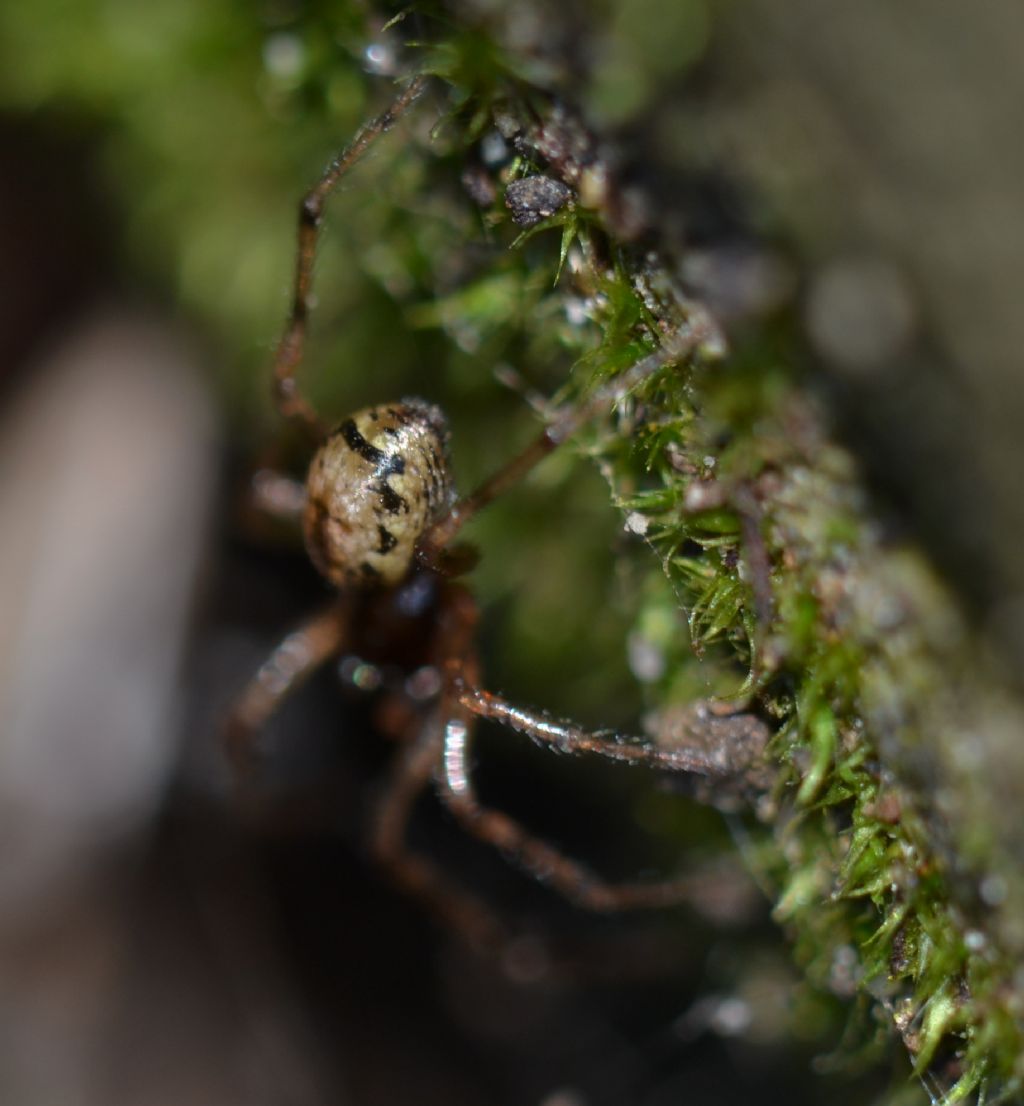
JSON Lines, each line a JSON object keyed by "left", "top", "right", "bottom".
{"left": 226, "top": 75, "right": 770, "bottom": 949}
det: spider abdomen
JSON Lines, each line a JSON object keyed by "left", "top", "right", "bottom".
{"left": 303, "top": 399, "right": 454, "bottom": 588}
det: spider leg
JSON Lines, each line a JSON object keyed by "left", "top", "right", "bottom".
{"left": 367, "top": 712, "right": 508, "bottom": 951}
{"left": 273, "top": 74, "right": 429, "bottom": 438}
{"left": 248, "top": 468, "right": 307, "bottom": 524}
{"left": 441, "top": 684, "right": 771, "bottom": 911}
{"left": 417, "top": 313, "right": 719, "bottom": 563}
{"left": 457, "top": 686, "right": 734, "bottom": 776}
{"left": 233, "top": 468, "right": 308, "bottom": 552}
{"left": 421, "top": 579, "right": 713, "bottom": 912}
{"left": 225, "top": 600, "right": 351, "bottom": 779}
{"left": 438, "top": 702, "right": 698, "bottom": 912}
{"left": 367, "top": 581, "right": 509, "bottom": 950}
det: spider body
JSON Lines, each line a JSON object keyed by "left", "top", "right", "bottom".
{"left": 227, "top": 75, "right": 765, "bottom": 948}
{"left": 303, "top": 399, "right": 454, "bottom": 587}
{"left": 342, "top": 564, "right": 465, "bottom": 692}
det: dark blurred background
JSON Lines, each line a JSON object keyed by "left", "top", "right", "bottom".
{"left": 1, "top": 1, "right": 1019, "bottom": 1103}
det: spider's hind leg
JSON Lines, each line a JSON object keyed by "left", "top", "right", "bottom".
{"left": 367, "top": 711, "right": 510, "bottom": 952}
{"left": 367, "top": 582, "right": 511, "bottom": 951}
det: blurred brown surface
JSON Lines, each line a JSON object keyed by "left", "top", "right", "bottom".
{"left": 0, "top": 316, "right": 215, "bottom": 922}
{"left": 0, "top": 312, "right": 229, "bottom": 1103}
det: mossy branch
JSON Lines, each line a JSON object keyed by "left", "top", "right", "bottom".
{"left": 394, "top": 20, "right": 1024, "bottom": 1104}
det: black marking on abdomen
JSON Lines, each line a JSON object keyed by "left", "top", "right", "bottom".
{"left": 380, "top": 453, "right": 406, "bottom": 478}
{"left": 340, "top": 419, "right": 386, "bottom": 465}
{"left": 377, "top": 524, "right": 398, "bottom": 555}
{"left": 377, "top": 482, "right": 407, "bottom": 514}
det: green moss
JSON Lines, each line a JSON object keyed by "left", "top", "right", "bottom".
{"left": 390, "top": 31, "right": 1024, "bottom": 1101}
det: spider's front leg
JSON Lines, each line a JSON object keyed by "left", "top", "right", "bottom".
{"left": 460, "top": 688, "right": 772, "bottom": 796}
{"left": 441, "top": 686, "right": 772, "bottom": 912}
{"left": 438, "top": 706, "right": 699, "bottom": 912}
{"left": 415, "top": 317, "right": 721, "bottom": 567}
{"left": 224, "top": 600, "right": 352, "bottom": 779}
{"left": 273, "top": 75, "right": 428, "bottom": 439}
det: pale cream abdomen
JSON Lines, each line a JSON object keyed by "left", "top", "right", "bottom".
{"left": 302, "top": 399, "right": 454, "bottom": 587}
